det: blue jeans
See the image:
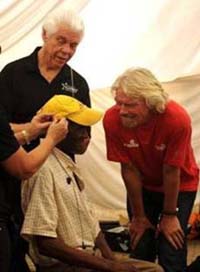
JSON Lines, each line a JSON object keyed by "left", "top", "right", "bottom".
{"left": 128, "top": 188, "right": 196, "bottom": 272}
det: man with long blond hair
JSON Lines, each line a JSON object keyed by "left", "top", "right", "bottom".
{"left": 103, "top": 67, "right": 199, "bottom": 272}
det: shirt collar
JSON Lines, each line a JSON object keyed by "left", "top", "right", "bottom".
{"left": 53, "top": 148, "right": 85, "bottom": 190}
{"left": 26, "top": 47, "right": 41, "bottom": 73}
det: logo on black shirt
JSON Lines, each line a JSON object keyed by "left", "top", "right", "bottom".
{"left": 61, "top": 82, "right": 78, "bottom": 94}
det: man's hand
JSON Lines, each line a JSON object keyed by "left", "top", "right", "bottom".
{"left": 129, "top": 216, "right": 155, "bottom": 250}
{"left": 158, "top": 215, "right": 184, "bottom": 249}
{"left": 95, "top": 231, "right": 116, "bottom": 260}
{"left": 110, "top": 260, "right": 139, "bottom": 272}
{"left": 46, "top": 118, "right": 68, "bottom": 145}
{"left": 27, "top": 113, "right": 54, "bottom": 140}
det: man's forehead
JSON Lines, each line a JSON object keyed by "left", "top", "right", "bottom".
{"left": 68, "top": 121, "right": 88, "bottom": 132}
{"left": 115, "top": 90, "right": 141, "bottom": 103}
{"left": 53, "top": 26, "right": 81, "bottom": 39}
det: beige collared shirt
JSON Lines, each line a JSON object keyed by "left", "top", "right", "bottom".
{"left": 21, "top": 148, "right": 100, "bottom": 266}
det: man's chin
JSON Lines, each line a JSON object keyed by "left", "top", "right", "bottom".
{"left": 121, "top": 119, "right": 137, "bottom": 128}
{"left": 55, "top": 61, "right": 66, "bottom": 68}
{"left": 54, "top": 58, "right": 68, "bottom": 68}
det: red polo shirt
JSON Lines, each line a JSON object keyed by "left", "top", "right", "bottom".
{"left": 103, "top": 100, "right": 199, "bottom": 192}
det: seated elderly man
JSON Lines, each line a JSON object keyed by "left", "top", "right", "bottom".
{"left": 21, "top": 96, "right": 164, "bottom": 272}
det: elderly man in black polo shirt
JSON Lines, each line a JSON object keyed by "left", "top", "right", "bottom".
{"left": 0, "top": 8, "right": 90, "bottom": 150}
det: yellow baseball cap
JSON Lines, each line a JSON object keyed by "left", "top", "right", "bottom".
{"left": 39, "top": 95, "right": 103, "bottom": 126}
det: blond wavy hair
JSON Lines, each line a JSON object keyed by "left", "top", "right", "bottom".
{"left": 111, "top": 68, "right": 169, "bottom": 113}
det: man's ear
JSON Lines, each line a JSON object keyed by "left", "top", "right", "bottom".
{"left": 42, "top": 28, "right": 48, "bottom": 42}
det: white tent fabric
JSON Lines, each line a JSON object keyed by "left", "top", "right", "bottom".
{"left": 1, "top": 0, "right": 200, "bottom": 89}
{"left": 0, "top": 0, "right": 200, "bottom": 214}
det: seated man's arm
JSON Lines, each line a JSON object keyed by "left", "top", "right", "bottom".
{"left": 94, "top": 231, "right": 115, "bottom": 260}
{"left": 36, "top": 236, "right": 138, "bottom": 272}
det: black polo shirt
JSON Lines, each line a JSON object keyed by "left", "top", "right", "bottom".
{"left": 0, "top": 47, "right": 90, "bottom": 123}
{"left": 0, "top": 47, "right": 91, "bottom": 150}
{"left": 0, "top": 105, "right": 20, "bottom": 221}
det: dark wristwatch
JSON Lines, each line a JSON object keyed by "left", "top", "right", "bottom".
{"left": 162, "top": 207, "right": 179, "bottom": 216}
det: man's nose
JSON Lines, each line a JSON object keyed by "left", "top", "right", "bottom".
{"left": 83, "top": 136, "right": 90, "bottom": 145}
{"left": 119, "top": 104, "right": 128, "bottom": 114}
{"left": 61, "top": 43, "right": 72, "bottom": 54}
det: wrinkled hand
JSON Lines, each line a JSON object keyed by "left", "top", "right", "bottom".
{"left": 111, "top": 260, "right": 139, "bottom": 272}
{"left": 158, "top": 215, "right": 184, "bottom": 249}
{"left": 129, "top": 216, "right": 154, "bottom": 250}
{"left": 27, "top": 113, "right": 54, "bottom": 140}
{"left": 46, "top": 118, "right": 68, "bottom": 145}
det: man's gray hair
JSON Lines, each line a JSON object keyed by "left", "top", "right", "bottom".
{"left": 43, "top": 8, "right": 84, "bottom": 39}
{"left": 111, "top": 67, "right": 169, "bottom": 113}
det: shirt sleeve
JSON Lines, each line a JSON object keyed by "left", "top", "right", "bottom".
{"left": 0, "top": 65, "right": 18, "bottom": 120}
{"left": 21, "top": 168, "right": 58, "bottom": 241}
{"left": 0, "top": 105, "right": 19, "bottom": 161}
{"left": 164, "top": 122, "right": 192, "bottom": 167}
{"left": 86, "top": 200, "right": 101, "bottom": 239}
{"left": 103, "top": 113, "right": 130, "bottom": 163}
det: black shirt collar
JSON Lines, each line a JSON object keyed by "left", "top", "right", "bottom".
{"left": 26, "top": 47, "right": 71, "bottom": 77}
{"left": 26, "top": 47, "right": 41, "bottom": 73}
